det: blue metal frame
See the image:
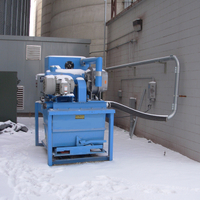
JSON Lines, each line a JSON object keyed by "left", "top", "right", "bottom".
{"left": 35, "top": 101, "right": 115, "bottom": 166}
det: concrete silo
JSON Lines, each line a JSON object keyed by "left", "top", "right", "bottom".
{"left": 41, "top": 0, "right": 124, "bottom": 58}
{"left": 35, "top": 0, "right": 42, "bottom": 36}
{"left": 41, "top": 0, "right": 51, "bottom": 36}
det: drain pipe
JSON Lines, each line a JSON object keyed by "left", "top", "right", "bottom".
{"left": 103, "top": 0, "right": 107, "bottom": 68}
{"left": 106, "top": 55, "right": 180, "bottom": 120}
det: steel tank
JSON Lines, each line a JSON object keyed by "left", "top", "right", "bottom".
{"left": 41, "top": 0, "right": 124, "bottom": 57}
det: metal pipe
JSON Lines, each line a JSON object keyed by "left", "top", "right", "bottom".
{"left": 168, "top": 55, "right": 180, "bottom": 119}
{"left": 130, "top": 89, "right": 146, "bottom": 138}
{"left": 103, "top": 0, "right": 107, "bottom": 68}
{"left": 107, "top": 30, "right": 135, "bottom": 45}
{"left": 105, "top": 55, "right": 180, "bottom": 120}
{"left": 91, "top": 38, "right": 135, "bottom": 53}
{"left": 10, "top": 0, "right": 14, "bottom": 35}
{"left": 80, "top": 57, "right": 103, "bottom": 87}
{"left": 121, "top": 77, "right": 154, "bottom": 89}
{"left": 16, "top": 0, "right": 19, "bottom": 35}
{"left": 107, "top": 101, "right": 168, "bottom": 121}
{"left": 107, "top": 40, "right": 134, "bottom": 52}
{"left": 89, "top": 50, "right": 105, "bottom": 54}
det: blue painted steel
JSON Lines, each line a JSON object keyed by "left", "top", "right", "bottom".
{"left": 35, "top": 56, "right": 115, "bottom": 166}
{"left": 95, "top": 57, "right": 103, "bottom": 87}
{"left": 35, "top": 102, "right": 39, "bottom": 146}
{"left": 53, "top": 101, "right": 107, "bottom": 109}
{"left": 45, "top": 56, "right": 89, "bottom": 71}
{"left": 108, "top": 113, "right": 114, "bottom": 161}
{"left": 76, "top": 136, "right": 106, "bottom": 146}
{"left": 45, "top": 70, "right": 85, "bottom": 81}
{"left": 35, "top": 102, "right": 43, "bottom": 146}
{"left": 80, "top": 57, "right": 102, "bottom": 87}
{"left": 50, "top": 66, "right": 57, "bottom": 72}
{"left": 35, "top": 101, "right": 115, "bottom": 166}
{"left": 48, "top": 114, "right": 53, "bottom": 166}
{"left": 76, "top": 78, "right": 87, "bottom": 102}
{"left": 55, "top": 145, "right": 105, "bottom": 156}
{"left": 52, "top": 156, "right": 110, "bottom": 165}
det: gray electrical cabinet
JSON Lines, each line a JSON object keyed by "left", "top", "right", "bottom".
{"left": 0, "top": 71, "right": 18, "bottom": 123}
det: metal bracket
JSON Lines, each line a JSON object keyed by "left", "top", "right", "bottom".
{"left": 175, "top": 66, "right": 177, "bottom": 73}
{"left": 158, "top": 61, "right": 167, "bottom": 74}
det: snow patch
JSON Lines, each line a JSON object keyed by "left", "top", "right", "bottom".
{"left": 0, "top": 117, "right": 200, "bottom": 200}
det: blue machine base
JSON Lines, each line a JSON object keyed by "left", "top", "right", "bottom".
{"left": 35, "top": 101, "right": 115, "bottom": 166}
{"left": 52, "top": 156, "right": 110, "bottom": 165}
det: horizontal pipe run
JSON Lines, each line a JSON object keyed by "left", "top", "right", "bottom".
{"left": 107, "top": 40, "right": 135, "bottom": 52}
{"left": 107, "top": 31, "right": 136, "bottom": 45}
{"left": 105, "top": 55, "right": 176, "bottom": 70}
{"left": 121, "top": 77, "right": 153, "bottom": 81}
{"left": 107, "top": 101, "right": 168, "bottom": 121}
{"left": 105, "top": 55, "right": 180, "bottom": 120}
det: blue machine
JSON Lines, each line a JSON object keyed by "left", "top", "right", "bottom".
{"left": 35, "top": 56, "right": 115, "bottom": 166}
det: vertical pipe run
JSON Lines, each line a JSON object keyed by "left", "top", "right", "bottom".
{"left": 16, "top": 0, "right": 18, "bottom": 35}
{"left": 168, "top": 55, "right": 180, "bottom": 119}
{"left": 130, "top": 89, "right": 146, "bottom": 138}
{"left": 10, "top": 0, "right": 14, "bottom": 35}
{"left": 129, "top": 97, "right": 136, "bottom": 137}
{"left": 103, "top": 0, "right": 107, "bottom": 68}
{"left": 96, "top": 57, "right": 102, "bottom": 87}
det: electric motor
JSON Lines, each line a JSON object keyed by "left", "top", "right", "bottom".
{"left": 43, "top": 75, "right": 75, "bottom": 96}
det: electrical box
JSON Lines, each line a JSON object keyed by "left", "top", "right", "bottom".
{"left": 118, "top": 90, "right": 122, "bottom": 98}
{"left": 0, "top": 72, "right": 18, "bottom": 123}
{"left": 36, "top": 74, "right": 45, "bottom": 97}
{"left": 148, "top": 81, "right": 156, "bottom": 101}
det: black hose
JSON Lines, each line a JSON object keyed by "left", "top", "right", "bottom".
{"left": 107, "top": 101, "right": 167, "bottom": 122}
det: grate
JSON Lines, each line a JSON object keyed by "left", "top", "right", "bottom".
{"left": 26, "top": 45, "right": 41, "bottom": 60}
{"left": 17, "top": 85, "right": 24, "bottom": 110}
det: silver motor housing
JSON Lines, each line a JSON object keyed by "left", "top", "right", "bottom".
{"left": 85, "top": 69, "right": 108, "bottom": 95}
{"left": 43, "top": 75, "right": 75, "bottom": 96}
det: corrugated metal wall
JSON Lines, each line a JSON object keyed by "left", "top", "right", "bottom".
{"left": 0, "top": 0, "right": 30, "bottom": 36}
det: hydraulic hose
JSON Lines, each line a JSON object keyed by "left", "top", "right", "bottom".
{"left": 107, "top": 101, "right": 168, "bottom": 122}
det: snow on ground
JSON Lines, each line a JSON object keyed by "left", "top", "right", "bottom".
{"left": 0, "top": 117, "right": 200, "bottom": 200}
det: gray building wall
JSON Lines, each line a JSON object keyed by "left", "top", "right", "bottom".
{"left": 0, "top": 35, "right": 90, "bottom": 113}
{"left": 106, "top": 0, "right": 200, "bottom": 161}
